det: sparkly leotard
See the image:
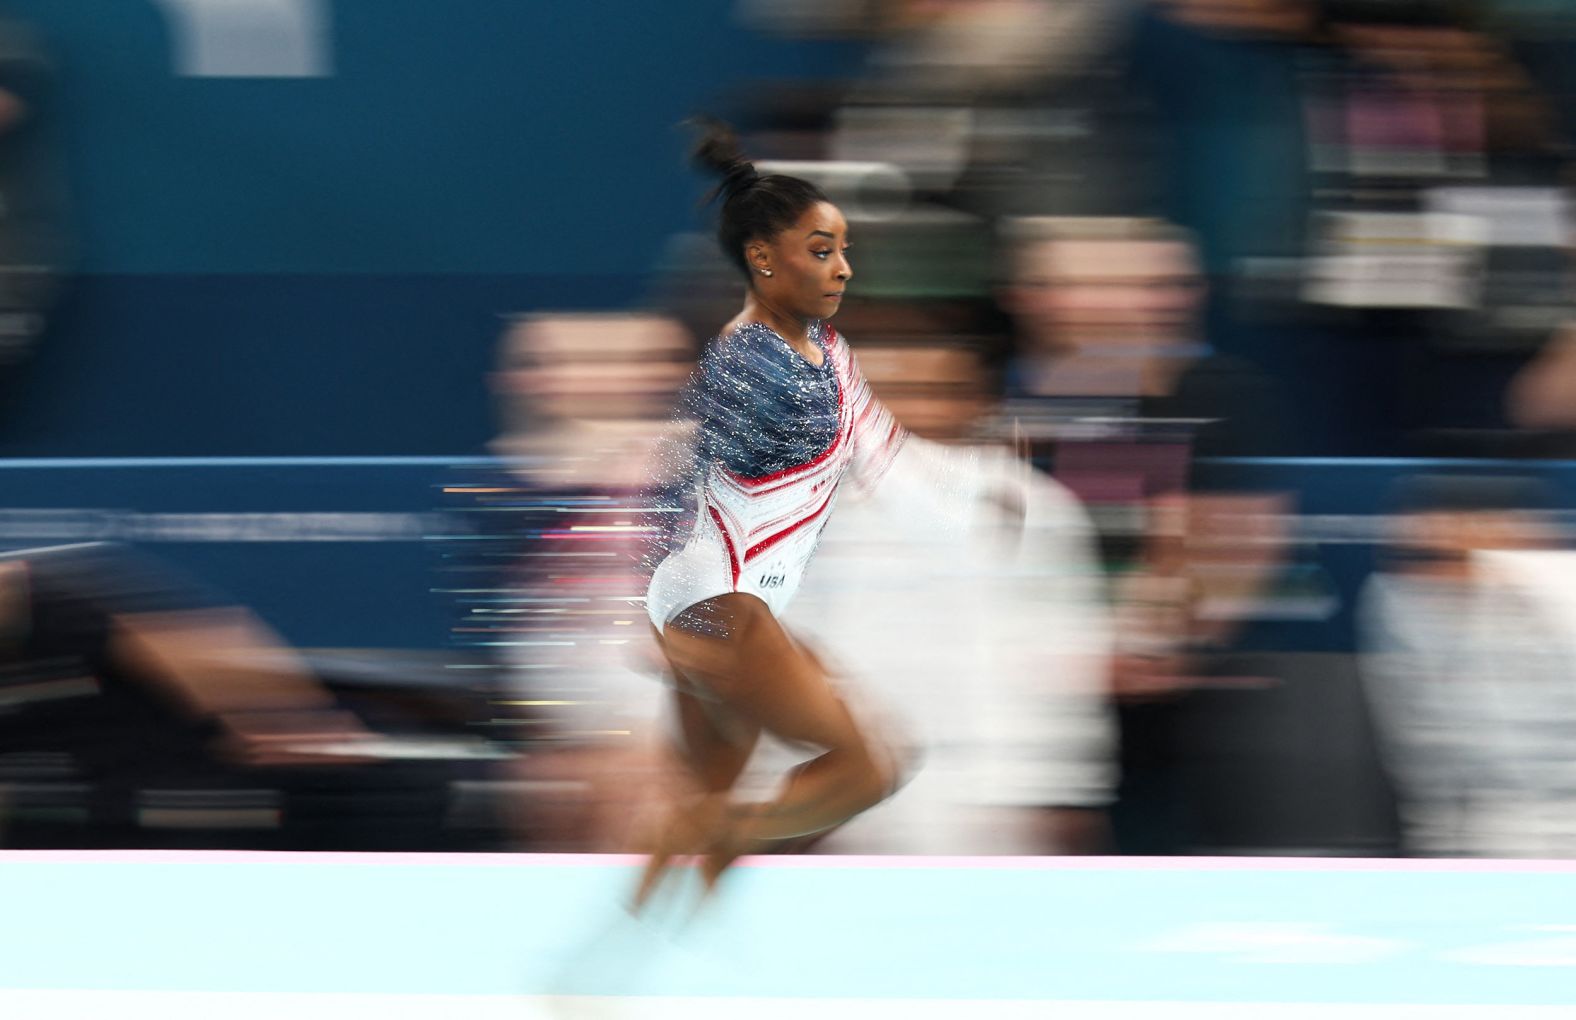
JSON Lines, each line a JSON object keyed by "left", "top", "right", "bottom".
{"left": 645, "top": 321, "right": 906, "bottom": 631}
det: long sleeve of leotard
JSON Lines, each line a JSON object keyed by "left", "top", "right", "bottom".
{"left": 686, "top": 333, "right": 767, "bottom": 477}
{"left": 833, "top": 332, "right": 908, "bottom": 494}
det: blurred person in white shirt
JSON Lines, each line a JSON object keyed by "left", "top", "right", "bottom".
{"left": 784, "top": 341, "right": 1117, "bottom": 854}
{"left": 1361, "top": 474, "right": 1576, "bottom": 857}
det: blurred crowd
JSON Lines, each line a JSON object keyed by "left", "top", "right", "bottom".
{"left": 6, "top": 0, "right": 1576, "bottom": 859}
{"left": 465, "top": 0, "right": 1576, "bottom": 860}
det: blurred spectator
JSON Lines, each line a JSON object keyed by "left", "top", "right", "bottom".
{"left": 789, "top": 341, "right": 1117, "bottom": 854}
{"left": 1360, "top": 474, "right": 1576, "bottom": 856}
{"left": 996, "top": 216, "right": 1288, "bottom": 481}
{"left": 994, "top": 216, "right": 1292, "bottom": 668}
{"left": 845, "top": 341, "right": 994, "bottom": 440}
{"left": 996, "top": 216, "right": 1296, "bottom": 852}
{"left": 489, "top": 312, "right": 695, "bottom": 481}
{"left": 458, "top": 313, "right": 697, "bottom": 850}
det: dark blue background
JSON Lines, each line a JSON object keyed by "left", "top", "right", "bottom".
{"left": 0, "top": 1, "right": 861, "bottom": 455}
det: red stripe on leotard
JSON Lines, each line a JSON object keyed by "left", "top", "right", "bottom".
{"left": 706, "top": 504, "right": 741, "bottom": 587}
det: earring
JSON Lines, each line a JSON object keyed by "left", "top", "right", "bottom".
{"left": 758, "top": 268, "right": 773, "bottom": 277}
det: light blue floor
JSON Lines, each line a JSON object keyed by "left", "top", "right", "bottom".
{"left": 1, "top": 855, "right": 1573, "bottom": 1006}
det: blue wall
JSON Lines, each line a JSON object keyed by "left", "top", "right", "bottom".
{"left": 0, "top": 1, "right": 860, "bottom": 455}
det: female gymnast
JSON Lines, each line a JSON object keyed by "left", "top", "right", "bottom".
{"left": 634, "top": 122, "right": 922, "bottom": 907}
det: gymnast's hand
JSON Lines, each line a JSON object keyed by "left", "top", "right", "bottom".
{"left": 630, "top": 791, "right": 747, "bottom": 912}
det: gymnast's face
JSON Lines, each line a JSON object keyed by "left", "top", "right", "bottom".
{"left": 747, "top": 201, "right": 852, "bottom": 323}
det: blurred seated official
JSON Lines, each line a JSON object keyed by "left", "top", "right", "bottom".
{"left": 0, "top": 543, "right": 466, "bottom": 849}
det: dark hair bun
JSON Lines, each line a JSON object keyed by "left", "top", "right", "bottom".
{"left": 683, "top": 114, "right": 828, "bottom": 279}
{"left": 688, "top": 116, "right": 759, "bottom": 203}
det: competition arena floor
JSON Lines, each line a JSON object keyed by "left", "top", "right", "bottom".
{"left": 2, "top": 852, "right": 1575, "bottom": 1018}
